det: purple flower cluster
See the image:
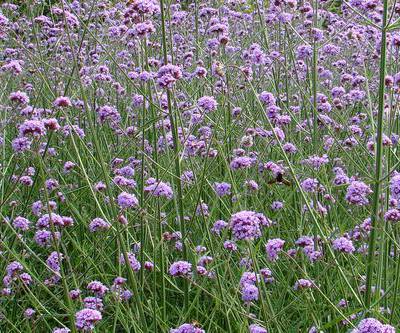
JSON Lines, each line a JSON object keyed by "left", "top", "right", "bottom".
{"left": 169, "top": 261, "right": 192, "bottom": 277}
{"left": 265, "top": 238, "right": 285, "bottom": 261}
{"left": 345, "top": 181, "right": 372, "bottom": 206}
{"left": 351, "top": 318, "right": 395, "bottom": 333}
{"left": 229, "top": 211, "right": 263, "bottom": 240}
{"left": 75, "top": 308, "right": 102, "bottom": 331}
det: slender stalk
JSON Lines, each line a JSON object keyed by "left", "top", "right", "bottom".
{"left": 364, "top": 0, "right": 389, "bottom": 311}
{"left": 312, "top": 0, "right": 319, "bottom": 149}
{"left": 159, "top": 0, "right": 189, "bottom": 308}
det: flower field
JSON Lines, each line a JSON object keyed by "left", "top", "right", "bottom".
{"left": 1, "top": 0, "right": 400, "bottom": 332}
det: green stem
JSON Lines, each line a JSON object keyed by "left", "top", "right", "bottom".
{"left": 159, "top": 0, "right": 189, "bottom": 309}
{"left": 364, "top": 0, "right": 388, "bottom": 311}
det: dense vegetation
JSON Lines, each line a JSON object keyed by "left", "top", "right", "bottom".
{"left": 1, "top": 0, "right": 400, "bottom": 332}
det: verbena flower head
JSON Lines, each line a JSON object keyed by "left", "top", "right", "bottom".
{"left": 170, "top": 323, "right": 205, "bottom": 333}
{"left": 345, "top": 181, "right": 372, "bottom": 206}
{"left": 265, "top": 238, "right": 285, "bottom": 261}
{"left": 87, "top": 281, "right": 109, "bottom": 297}
{"left": 197, "top": 96, "right": 218, "bottom": 113}
{"left": 75, "top": 308, "right": 102, "bottom": 331}
{"left": 351, "top": 318, "right": 388, "bottom": 333}
{"left": 157, "top": 64, "right": 182, "bottom": 89}
{"left": 119, "top": 252, "right": 141, "bottom": 271}
{"left": 241, "top": 283, "right": 259, "bottom": 303}
{"left": 12, "top": 216, "right": 30, "bottom": 231}
{"left": 89, "top": 218, "right": 111, "bottom": 232}
{"left": 332, "top": 237, "right": 355, "bottom": 253}
{"left": 52, "top": 328, "right": 71, "bottom": 333}
{"left": 249, "top": 324, "right": 268, "bottom": 333}
{"left": 169, "top": 261, "right": 192, "bottom": 277}
{"left": 117, "top": 191, "right": 139, "bottom": 209}
{"left": 53, "top": 96, "right": 72, "bottom": 108}
{"left": 144, "top": 178, "right": 174, "bottom": 199}
{"left": 230, "top": 210, "right": 262, "bottom": 240}
{"left": 294, "top": 279, "right": 315, "bottom": 290}
{"left": 213, "top": 182, "right": 231, "bottom": 197}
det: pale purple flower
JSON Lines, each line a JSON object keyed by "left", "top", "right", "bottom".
{"left": 144, "top": 178, "right": 173, "bottom": 199}
{"left": 12, "top": 216, "right": 30, "bottom": 231}
{"left": 117, "top": 191, "right": 139, "bottom": 209}
{"left": 241, "top": 283, "right": 259, "bottom": 302}
{"left": 89, "top": 218, "right": 111, "bottom": 232}
{"left": 53, "top": 96, "right": 72, "bottom": 107}
{"left": 170, "top": 323, "right": 205, "bottom": 333}
{"left": 332, "top": 237, "right": 355, "bottom": 253}
{"left": 75, "top": 308, "right": 102, "bottom": 331}
{"left": 294, "top": 279, "right": 315, "bottom": 290}
{"left": 211, "top": 220, "right": 228, "bottom": 235}
{"left": 213, "top": 182, "right": 231, "bottom": 197}
{"left": 87, "top": 281, "right": 109, "bottom": 297}
{"left": 169, "top": 261, "right": 192, "bottom": 277}
{"left": 345, "top": 181, "right": 372, "bottom": 206}
{"left": 230, "top": 211, "right": 262, "bottom": 240}
{"left": 265, "top": 238, "right": 285, "bottom": 261}
{"left": 197, "top": 96, "right": 218, "bottom": 113}
{"left": 249, "top": 324, "right": 268, "bottom": 333}
{"left": 119, "top": 252, "right": 141, "bottom": 271}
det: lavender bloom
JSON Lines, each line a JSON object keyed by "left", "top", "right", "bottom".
{"left": 390, "top": 173, "right": 400, "bottom": 201}
{"left": 213, "top": 182, "right": 231, "bottom": 197}
{"left": 12, "top": 216, "right": 30, "bottom": 231}
{"left": 351, "top": 318, "right": 384, "bottom": 333}
{"left": 249, "top": 324, "right": 268, "bottom": 333}
{"left": 144, "top": 178, "right": 174, "bottom": 199}
{"left": 332, "top": 237, "right": 355, "bottom": 253}
{"left": 230, "top": 156, "right": 254, "bottom": 170}
{"left": 89, "top": 218, "right": 111, "bottom": 232}
{"left": 87, "top": 281, "right": 109, "bottom": 297}
{"left": 53, "top": 96, "right": 72, "bottom": 107}
{"left": 69, "top": 289, "right": 81, "bottom": 300}
{"left": 271, "top": 201, "right": 283, "bottom": 211}
{"left": 260, "top": 268, "right": 275, "bottom": 284}
{"left": 96, "top": 105, "right": 121, "bottom": 125}
{"left": 345, "top": 181, "right": 372, "bottom": 206}
{"left": 117, "top": 191, "right": 139, "bottom": 209}
{"left": 211, "top": 220, "right": 228, "bottom": 235}
{"left": 157, "top": 64, "right": 182, "bottom": 88}
{"left": 384, "top": 209, "right": 400, "bottom": 222}
{"left": 294, "top": 279, "right": 315, "bottom": 290}
{"left": 12, "top": 137, "right": 31, "bottom": 153}
{"left": 19, "top": 120, "right": 46, "bottom": 137}
{"left": 197, "top": 96, "right": 218, "bottom": 113}
{"left": 34, "top": 230, "right": 60, "bottom": 247}
{"left": 301, "top": 178, "right": 319, "bottom": 193}
{"left": 75, "top": 308, "right": 102, "bottom": 331}
{"left": 83, "top": 297, "right": 104, "bottom": 311}
{"left": 9, "top": 91, "right": 29, "bottom": 105}
{"left": 241, "top": 283, "right": 259, "bottom": 302}
{"left": 240, "top": 271, "right": 258, "bottom": 287}
{"left": 53, "top": 328, "right": 71, "bottom": 333}
{"left": 6, "top": 261, "right": 23, "bottom": 277}
{"left": 46, "top": 251, "right": 63, "bottom": 273}
{"left": 265, "top": 238, "right": 285, "bottom": 261}
{"left": 169, "top": 261, "right": 192, "bottom": 277}
{"left": 170, "top": 323, "right": 205, "bottom": 333}
{"left": 230, "top": 211, "right": 262, "bottom": 240}
{"left": 301, "top": 154, "right": 329, "bottom": 170}
{"left": 259, "top": 91, "right": 276, "bottom": 106}
{"left": 119, "top": 252, "right": 141, "bottom": 271}
{"left": 24, "top": 307, "right": 35, "bottom": 319}
{"left": 196, "top": 202, "right": 209, "bottom": 217}
{"left": 223, "top": 240, "right": 238, "bottom": 252}
{"left": 245, "top": 180, "right": 259, "bottom": 191}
